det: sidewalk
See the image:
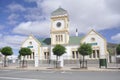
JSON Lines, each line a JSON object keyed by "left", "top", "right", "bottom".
{"left": 0, "top": 66, "right": 120, "bottom": 72}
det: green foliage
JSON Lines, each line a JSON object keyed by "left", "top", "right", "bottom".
{"left": 108, "top": 48, "right": 114, "bottom": 55}
{"left": 19, "top": 48, "right": 32, "bottom": 67}
{"left": 1, "top": 46, "right": 13, "bottom": 56}
{"left": 78, "top": 43, "right": 92, "bottom": 68}
{"left": 1, "top": 46, "right": 13, "bottom": 67}
{"left": 19, "top": 48, "right": 32, "bottom": 56}
{"left": 53, "top": 44, "right": 66, "bottom": 68}
{"left": 18, "top": 54, "right": 21, "bottom": 60}
{"left": 53, "top": 44, "right": 66, "bottom": 56}
{"left": 78, "top": 43, "right": 92, "bottom": 56}
{"left": 116, "top": 44, "right": 120, "bottom": 55}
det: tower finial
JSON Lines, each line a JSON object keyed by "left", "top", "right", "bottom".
{"left": 59, "top": 5, "right": 61, "bottom": 8}
{"left": 76, "top": 28, "right": 78, "bottom": 37}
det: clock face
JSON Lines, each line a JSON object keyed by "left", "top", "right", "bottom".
{"left": 56, "top": 22, "right": 61, "bottom": 27}
{"left": 54, "top": 20, "right": 64, "bottom": 29}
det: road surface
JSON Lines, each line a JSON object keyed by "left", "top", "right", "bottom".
{"left": 0, "top": 69, "right": 119, "bottom": 80}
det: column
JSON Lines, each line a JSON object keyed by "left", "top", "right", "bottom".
{"left": 34, "top": 47, "right": 39, "bottom": 67}
{"left": 59, "top": 56, "right": 64, "bottom": 67}
{"left": 35, "top": 52, "right": 39, "bottom": 67}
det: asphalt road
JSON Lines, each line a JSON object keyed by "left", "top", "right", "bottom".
{"left": 0, "top": 69, "right": 120, "bottom": 80}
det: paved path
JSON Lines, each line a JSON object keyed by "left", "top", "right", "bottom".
{"left": 0, "top": 65, "right": 120, "bottom": 72}
{"left": 0, "top": 63, "right": 120, "bottom": 71}
{"left": 0, "top": 69, "right": 120, "bottom": 80}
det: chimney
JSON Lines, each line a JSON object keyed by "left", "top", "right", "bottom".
{"left": 76, "top": 28, "right": 78, "bottom": 36}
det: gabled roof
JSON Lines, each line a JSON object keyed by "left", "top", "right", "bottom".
{"left": 51, "top": 7, "right": 68, "bottom": 16}
{"left": 69, "top": 36, "right": 83, "bottom": 45}
{"left": 37, "top": 36, "right": 83, "bottom": 46}
{"left": 21, "top": 34, "right": 41, "bottom": 47}
{"left": 37, "top": 38, "right": 51, "bottom": 46}
{"left": 81, "top": 29, "right": 106, "bottom": 43}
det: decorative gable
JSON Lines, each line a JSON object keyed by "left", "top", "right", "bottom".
{"left": 81, "top": 29, "right": 108, "bottom": 58}
{"left": 81, "top": 29, "right": 106, "bottom": 44}
{"left": 21, "top": 35, "right": 41, "bottom": 48}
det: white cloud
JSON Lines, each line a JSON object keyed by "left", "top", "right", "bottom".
{"left": 105, "top": 0, "right": 120, "bottom": 14}
{"left": 13, "top": 0, "right": 120, "bottom": 37}
{"left": 111, "top": 33, "right": 120, "bottom": 43}
{"left": 24, "top": 7, "right": 45, "bottom": 21}
{"left": 0, "top": 24, "right": 4, "bottom": 30}
{"left": 8, "top": 13, "right": 19, "bottom": 25}
{"left": 7, "top": 3, "right": 25, "bottom": 12}
{"left": 8, "top": 13, "right": 19, "bottom": 20}
{"left": 45, "top": 0, "right": 120, "bottom": 33}
{"left": 3, "top": 35, "right": 27, "bottom": 45}
{"left": 1, "top": 0, "right": 119, "bottom": 55}
{"left": 0, "top": 34, "right": 2, "bottom": 37}
{"left": 24, "top": 0, "right": 37, "bottom": 3}
{"left": 0, "top": 35, "right": 27, "bottom": 49}
{"left": 40, "top": 0, "right": 61, "bottom": 15}
{"left": 13, "top": 21, "right": 50, "bottom": 37}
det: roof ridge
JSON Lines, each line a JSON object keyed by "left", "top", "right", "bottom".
{"left": 51, "top": 7, "right": 68, "bottom": 16}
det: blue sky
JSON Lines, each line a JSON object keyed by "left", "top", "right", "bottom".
{"left": 0, "top": 0, "right": 120, "bottom": 56}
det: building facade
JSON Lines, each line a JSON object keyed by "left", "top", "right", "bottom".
{"left": 21, "top": 7, "right": 108, "bottom": 67}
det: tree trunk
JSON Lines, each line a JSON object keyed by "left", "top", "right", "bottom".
{"left": 82, "top": 55, "right": 85, "bottom": 68}
{"left": 79, "top": 59, "right": 81, "bottom": 68}
{"left": 109, "top": 55, "right": 111, "bottom": 63}
{"left": 56, "top": 56, "right": 58, "bottom": 68}
{"left": 22, "top": 56, "right": 25, "bottom": 67}
{"left": 4, "top": 56, "right": 7, "bottom": 67}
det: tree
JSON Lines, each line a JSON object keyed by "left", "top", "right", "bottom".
{"left": 116, "top": 44, "right": 120, "bottom": 55}
{"left": 53, "top": 44, "right": 66, "bottom": 68}
{"left": 108, "top": 48, "right": 114, "bottom": 63}
{"left": 18, "top": 54, "right": 21, "bottom": 60}
{"left": 1, "top": 46, "right": 13, "bottom": 67}
{"left": 108, "top": 48, "right": 114, "bottom": 55}
{"left": 0, "top": 48, "right": 1, "bottom": 52}
{"left": 78, "top": 43, "right": 92, "bottom": 68}
{"left": 19, "top": 48, "right": 32, "bottom": 67}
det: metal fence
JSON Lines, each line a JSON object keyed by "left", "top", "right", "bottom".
{"left": 0, "top": 59, "right": 120, "bottom": 68}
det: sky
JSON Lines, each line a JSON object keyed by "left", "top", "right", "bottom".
{"left": 0, "top": 0, "right": 120, "bottom": 56}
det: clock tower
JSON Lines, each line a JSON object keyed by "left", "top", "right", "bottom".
{"left": 50, "top": 7, "right": 69, "bottom": 45}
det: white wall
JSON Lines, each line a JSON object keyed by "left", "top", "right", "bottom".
{"left": 21, "top": 35, "right": 40, "bottom": 67}
{"left": 81, "top": 30, "right": 107, "bottom": 59}
{"left": 22, "top": 36, "right": 40, "bottom": 59}
{"left": 50, "top": 45, "right": 79, "bottom": 60}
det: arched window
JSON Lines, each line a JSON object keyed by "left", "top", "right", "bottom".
{"left": 29, "top": 41, "right": 32, "bottom": 45}
{"left": 91, "top": 38, "right": 95, "bottom": 41}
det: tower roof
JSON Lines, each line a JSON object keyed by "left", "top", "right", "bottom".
{"left": 51, "top": 7, "right": 68, "bottom": 16}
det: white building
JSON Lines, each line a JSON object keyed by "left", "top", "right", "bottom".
{"left": 0, "top": 53, "right": 4, "bottom": 64}
{"left": 21, "top": 7, "right": 108, "bottom": 67}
